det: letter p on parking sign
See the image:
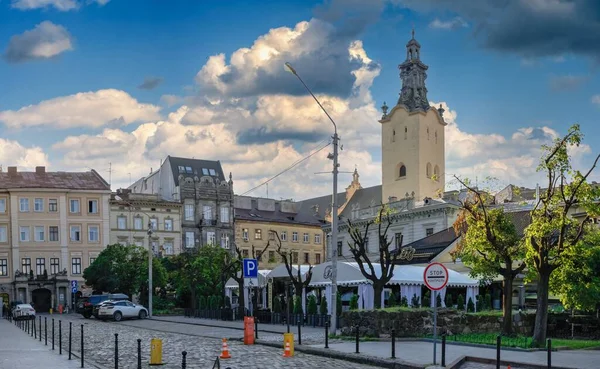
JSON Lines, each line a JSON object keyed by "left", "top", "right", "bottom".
{"left": 243, "top": 259, "right": 258, "bottom": 278}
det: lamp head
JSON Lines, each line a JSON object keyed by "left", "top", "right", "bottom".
{"left": 284, "top": 62, "right": 297, "bottom": 75}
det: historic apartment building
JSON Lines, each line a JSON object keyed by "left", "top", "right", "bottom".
{"left": 109, "top": 189, "right": 182, "bottom": 256}
{"left": 0, "top": 166, "right": 110, "bottom": 312}
{"left": 129, "top": 156, "right": 234, "bottom": 251}
{"left": 234, "top": 196, "right": 326, "bottom": 269}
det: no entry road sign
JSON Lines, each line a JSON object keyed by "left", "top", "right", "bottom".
{"left": 423, "top": 262, "right": 449, "bottom": 291}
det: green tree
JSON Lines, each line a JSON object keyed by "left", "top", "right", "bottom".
{"left": 485, "top": 293, "right": 492, "bottom": 310}
{"left": 422, "top": 290, "right": 431, "bottom": 308}
{"left": 436, "top": 293, "right": 442, "bottom": 308}
{"left": 452, "top": 176, "right": 525, "bottom": 335}
{"left": 525, "top": 125, "right": 600, "bottom": 346}
{"left": 293, "top": 295, "right": 303, "bottom": 315}
{"left": 467, "top": 297, "right": 475, "bottom": 312}
{"left": 319, "top": 296, "right": 328, "bottom": 315}
{"left": 307, "top": 295, "right": 318, "bottom": 315}
{"left": 199, "top": 296, "right": 207, "bottom": 310}
{"left": 445, "top": 293, "right": 453, "bottom": 308}
{"left": 387, "top": 292, "right": 397, "bottom": 307}
{"left": 350, "top": 294, "right": 359, "bottom": 310}
{"left": 457, "top": 294, "right": 465, "bottom": 310}
{"left": 411, "top": 294, "right": 420, "bottom": 308}
{"left": 550, "top": 231, "right": 600, "bottom": 311}
{"left": 336, "top": 291, "right": 342, "bottom": 315}
{"left": 400, "top": 296, "right": 408, "bottom": 307}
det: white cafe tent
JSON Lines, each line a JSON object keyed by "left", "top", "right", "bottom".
{"left": 225, "top": 269, "right": 271, "bottom": 310}
{"left": 266, "top": 264, "right": 312, "bottom": 312}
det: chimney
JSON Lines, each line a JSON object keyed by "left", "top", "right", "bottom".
{"left": 35, "top": 166, "right": 46, "bottom": 174}
{"left": 7, "top": 166, "right": 17, "bottom": 175}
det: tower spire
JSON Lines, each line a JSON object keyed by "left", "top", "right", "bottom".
{"left": 398, "top": 29, "right": 430, "bottom": 112}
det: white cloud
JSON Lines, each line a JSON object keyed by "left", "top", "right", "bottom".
{"left": 0, "top": 139, "right": 49, "bottom": 170}
{"left": 592, "top": 95, "right": 600, "bottom": 106}
{"left": 4, "top": 21, "right": 73, "bottom": 63}
{"left": 0, "top": 89, "right": 161, "bottom": 129}
{"left": 429, "top": 17, "right": 468, "bottom": 30}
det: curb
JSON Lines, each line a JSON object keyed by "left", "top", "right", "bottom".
{"left": 463, "top": 356, "right": 578, "bottom": 369}
{"left": 419, "top": 338, "right": 546, "bottom": 352}
{"left": 151, "top": 317, "right": 322, "bottom": 336}
{"left": 255, "top": 339, "right": 425, "bottom": 369}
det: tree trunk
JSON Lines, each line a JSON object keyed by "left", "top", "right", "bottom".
{"left": 237, "top": 279, "right": 245, "bottom": 317}
{"left": 373, "top": 284, "right": 384, "bottom": 309}
{"left": 532, "top": 270, "right": 550, "bottom": 347}
{"left": 502, "top": 276, "right": 514, "bottom": 336}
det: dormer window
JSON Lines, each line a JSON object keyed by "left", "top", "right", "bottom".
{"left": 209, "top": 169, "right": 216, "bottom": 176}
{"left": 202, "top": 168, "right": 209, "bottom": 175}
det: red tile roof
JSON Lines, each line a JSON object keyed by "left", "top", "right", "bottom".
{"left": 0, "top": 169, "right": 110, "bottom": 191}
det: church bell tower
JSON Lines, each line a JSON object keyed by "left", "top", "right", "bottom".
{"left": 379, "top": 29, "right": 447, "bottom": 203}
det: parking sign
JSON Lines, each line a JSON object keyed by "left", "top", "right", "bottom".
{"left": 243, "top": 259, "right": 258, "bottom": 278}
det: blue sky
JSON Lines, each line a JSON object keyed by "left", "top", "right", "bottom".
{"left": 1, "top": 0, "right": 599, "bottom": 199}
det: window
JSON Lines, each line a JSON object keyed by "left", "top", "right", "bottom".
{"left": 337, "top": 241, "right": 343, "bottom": 257}
{"left": 304, "top": 252, "right": 309, "bottom": 264}
{"left": 315, "top": 253, "right": 321, "bottom": 264}
{"left": 34, "top": 198, "right": 44, "bottom": 212}
{"left": 185, "top": 232, "right": 195, "bottom": 248}
{"left": 221, "top": 234, "right": 230, "bottom": 249}
{"left": 34, "top": 226, "right": 45, "bottom": 242}
{"left": 90, "top": 257, "right": 96, "bottom": 265}
{"left": 21, "top": 258, "right": 31, "bottom": 274}
{"left": 292, "top": 252, "right": 298, "bottom": 264}
{"left": 207, "top": 231, "right": 216, "bottom": 245}
{"left": 209, "top": 169, "right": 216, "bottom": 176}
{"left": 71, "top": 258, "right": 82, "bottom": 275}
{"left": 426, "top": 228, "right": 434, "bottom": 236}
{"left": 19, "top": 226, "right": 29, "bottom": 242}
{"left": 203, "top": 205, "right": 212, "bottom": 220}
{"left": 36, "top": 258, "right": 45, "bottom": 275}
{"left": 254, "top": 229, "right": 262, "bottom": 240}
{"left": 151, "top": 240, "right": 158, "bottom": 254}
{"left": 49, "top": 226, "right": 59, "bottom": 242}
{"left": 134, "top": 217, "right": 143, "bottom": 230}
{"left": 220, "top": 207, "right": 230, "bottom": 223}
{"left": 49, "top": 199, "right": 58, "bottom": 212}
{"left": 70, "top": 199, "right": 80, "bottom": 213}
{"left": 88, "top": 225, "right": 99, "bottom": 242}
{"left": 117, "top": 216, "right": 126, "bottom": 230}
{"left": 292, "top": 232, "right": 298, "bottom": 242}
{"left": 164, "top": 219, "right": 173, "bottom": 231}
{"left": 268, "top": 251, "right": 275, "bottom": 262}
{"left": 242, "top": 249, "right": 249, "bottom": 258}
{"left": 0, "top": 225, "right": 7, "bottom": 242}
{"left": 281, "top": 231, "right": 287, "bottom": 241}
{"left": 88, "top": 200, "right": 98, "bottom": 214}
{"left": 202, "top": 168, "right": 209, "bottom": 175}
{"left": 303, "top": 233, "right": 309, "bottom": 243}
{"left": 185, "top": 204, "right": 194, "bottom": 221}
{"left": 314, "top": 233, "right": 321, "bottom": 244}
{"left": 0, "top": 259, "right": 7, "bottom": 276}
{"left": 163, "top": 241, "right": 174, "bottom": 255}
{"left": 70, "top": 225, "right": 81, "bottom": 242}
{"left": 404, "top": 126, "right": 408, "bottom": 139}
{"left": 427, "top": 126, "right": 430, "bottom": 140}
{"left": 0, "top": 198, "right": 5, "bottom": 213}
{"left": 185, "top": 166, "right": 193, "bottom": 173}
{"left": 399, "top": 165, "right": 407, "bottom": 178}
{"left": 150, "top": 218, "right": 158, "bottom": 230}
{"left": 178, "top": 166, "right": 185, "bottom": 173}
{"left": 395, "top": 232, "right": 403, "bottom": 248}
{"left": 50, "top": 258, "right": 60, "bottom": 275}
{"left": 20, "top": 198, "right": 29, "bottom": 212}
{"left": 242, "top": 228, "right": 249, "bottom": 240}
{"left": 426, "top": 163, "right": 432, "bottom": 178}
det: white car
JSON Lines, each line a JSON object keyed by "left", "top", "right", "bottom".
{"left": 13, "top": 304, "right": 36, "bottom": 320}
{"left": 97, "top": 300, "right": 148, "bottom": 321}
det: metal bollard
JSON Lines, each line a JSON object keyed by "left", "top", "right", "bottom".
{"left": 442, "top": 333, "right": 446, "bottom": 367}
{"left": 325, "top": 322, "right": 329, "bottom": 349}
{"left": 547, "top": 338, "right": 552, "bottom": 369}
{"left": 496, "top": 335, "right": 501, "bottom": 369}
{"left": 59, "top": 320, "right": 62, "bottom": 355}
{"left": 391, "top": 329, "right": 396, "bottom": 359}
{"left": 114, "top": 333, "right": 119, "bottom": 369}
{"left": 355, "top": 326, "right": 360, "bottom": 354}
{"left": 137, "top": 339, "right": 142, "bottom": 369}
{"left": 69, "top": 322, "right": 72, "bottom": 360}
{"left": 52, "top": 318, "right": 55, "bottom": 350}
{"left": 298, "top": 319, "right": 302, "bottom": 345}
{"left": 81, "top": 324, "right": 85, "bottom": 368}
{"left": 181, "top": 351, "right": 187, "bottom": 369}
{"left": 45, "top": 317, "right": 48, "bottom": 345}
{"left": 39, "top": 316, "right": 42, "bottom": 341}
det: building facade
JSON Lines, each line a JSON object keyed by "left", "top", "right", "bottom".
{"left": 129, "top": 156, "right": 234, "bottom": 251}
{"left": 0, "top": 166, "right": 110, "bottom": 312}
{"left": 109, "top": 189, "right": 182, "bottom": 256}
{"left": 234, "top": 196, "right": 326, "bottom": 269}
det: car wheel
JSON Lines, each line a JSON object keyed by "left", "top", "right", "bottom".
{"left": 138, "top": 310, "right": 147, "bottom": 319}
{"left": 113, "top": 311, "right": 122, "bottom": 322}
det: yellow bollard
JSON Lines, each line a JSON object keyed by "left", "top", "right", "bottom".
{"left": 49, "top": 308, "right": 53, "bottom": 314}
{"left": 149, "top": 338, "right": 163, "bottom": 365}
{"left": 283, "top": 332, "right": 295, "bottom": 357}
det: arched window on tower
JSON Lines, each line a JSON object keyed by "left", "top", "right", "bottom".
{"left": 404, "top": 126, "right": 408, "bottom": 140}
{"left": 434, "top": 165, "right": 440, "bottom": 181}
{"left": 392, "top": 129, "right": 396, "bottom": 142}
{"left": 398, "top": 164, "right": 407, "bottom": 178}
{"left": 427, "top": 127, "right": 430, "bottom": 140}
{"left": 426, "top": 163, "right": 432, "bottom": 178}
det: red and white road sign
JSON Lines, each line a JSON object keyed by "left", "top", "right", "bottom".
{"left": 423, "top": 262, "right": 449, "bottom": 291}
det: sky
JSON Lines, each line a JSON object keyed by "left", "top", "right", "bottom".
{"left": 1, "top": 0, "right": 599, "bottom": 200}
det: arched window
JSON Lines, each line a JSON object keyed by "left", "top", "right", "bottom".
{"left": 399, "top": 165, "right": 407, "bottom": 178}
{"left": 426, "top": 163, "right": 432, "bottom": 178}
{"left": 434, "top": 165, "right": 440, "bottom": 181}
{"left": 392, "top": 129, "right": 396, "bottom": 142}
{"left": 427, "top": 127, "right": 430, "bottom": 140}
{"left": 404, "top": 126, "right": 408, "bottom": 140}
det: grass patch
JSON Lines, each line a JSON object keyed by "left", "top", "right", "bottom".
{"left": 469, "top": 310, "right": 503, "bottom": 317}
{"left": 329, "top": 334, "right": 380, "bottom": 342}
{"left": 437, "top": 333, "right": 600, "bottom": 350}
{"left": 379, "top": 306, "right": 431, "bottom": 313}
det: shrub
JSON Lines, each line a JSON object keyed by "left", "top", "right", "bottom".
{"left": 293, "top": 295, "right": 303, "bottom": 315}
{"left": 217, "top": 295, "right": 223, "bottom": 308}
{"left": 320, "top": 296, "right": 328, "bottom": 315}
{"left": 467, "top": 297, "right": 475, "bottom": 313}
{"left": 411, "top": 294, "right": 420, "bottom": 308}
{"left": 388, "top": 292, "right": 397, "bottom": 307}
{"left": 457, "top": 294, "right": 465, "bottom": 310}
{"left": 273, "top": 296, "right": 282, "bottom": 313}
{"left": 436, "top": 293, "right": 442, "bottom": 307}
{"left": 485, "top": 293, "right": 492, "bottom": 310}
{"left": 308, "top": 295, "right": 318, "bottom": 315}
{"left": 350, "top": 294, "right": 359, "bottom": 310}
{"left": 400, "top": 296, "right": 408, "bottom": 307}
{"left": 199, "top": 295, "right": 207, "bottom": 310}
{"left": 336, "top": 292, "right": 342, "bottom": 315}
{"left": 476, "top": 294, "right": 484, "bottom": 311}
{"left": 422, "top": 291, "right": 431, "bottom": 308}
{"left": 445, "top": 293, "right": 453, "bottom": 308}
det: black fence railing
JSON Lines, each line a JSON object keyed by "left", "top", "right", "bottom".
{"left": 183, "top": 308, "right": 332, "bottom": 327}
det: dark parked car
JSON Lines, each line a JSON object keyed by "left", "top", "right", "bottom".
{"left": 76, "top": 294, "right": 129, "bottom": 318}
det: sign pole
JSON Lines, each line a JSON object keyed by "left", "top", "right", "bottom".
{"left": 423, "top": 262, "right": 449, "bottom": 368}
{"left": 433, "top": 290, "right": 437, "bottom": 365}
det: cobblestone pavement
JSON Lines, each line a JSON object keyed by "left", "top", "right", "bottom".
{"left": 50, "top": 314, "right": 377, "bottom": 369}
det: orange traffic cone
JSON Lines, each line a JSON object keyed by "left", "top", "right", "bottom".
{"left": 507, "top": 366, "right": 511, "bottom": 369}
{"left": 283, "top": 341, "right": 292, "bottom": 357}
{"left": 220, "top": 338, "right": 231, "bottom": 359}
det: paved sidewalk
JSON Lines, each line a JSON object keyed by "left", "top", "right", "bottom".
{"left": 0, "top": 319, "right": 86, "bottom": 369}
{"left": 312, "top": 341, "right": 597, "bottom": 369}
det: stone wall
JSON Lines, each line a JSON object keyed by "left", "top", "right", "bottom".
{"left": 340, "top": 309, "right": 534, "bottom": 337}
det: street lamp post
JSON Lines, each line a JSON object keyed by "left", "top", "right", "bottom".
{"left": 285, "top": 62, "right": 340, "bottom": 333}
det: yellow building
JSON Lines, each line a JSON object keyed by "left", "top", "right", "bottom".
{"left": 234, "top": 196, "right": 325, "bottom": 269}
{"left": 0, "top": 166, "right": 111, "bottom": 312}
